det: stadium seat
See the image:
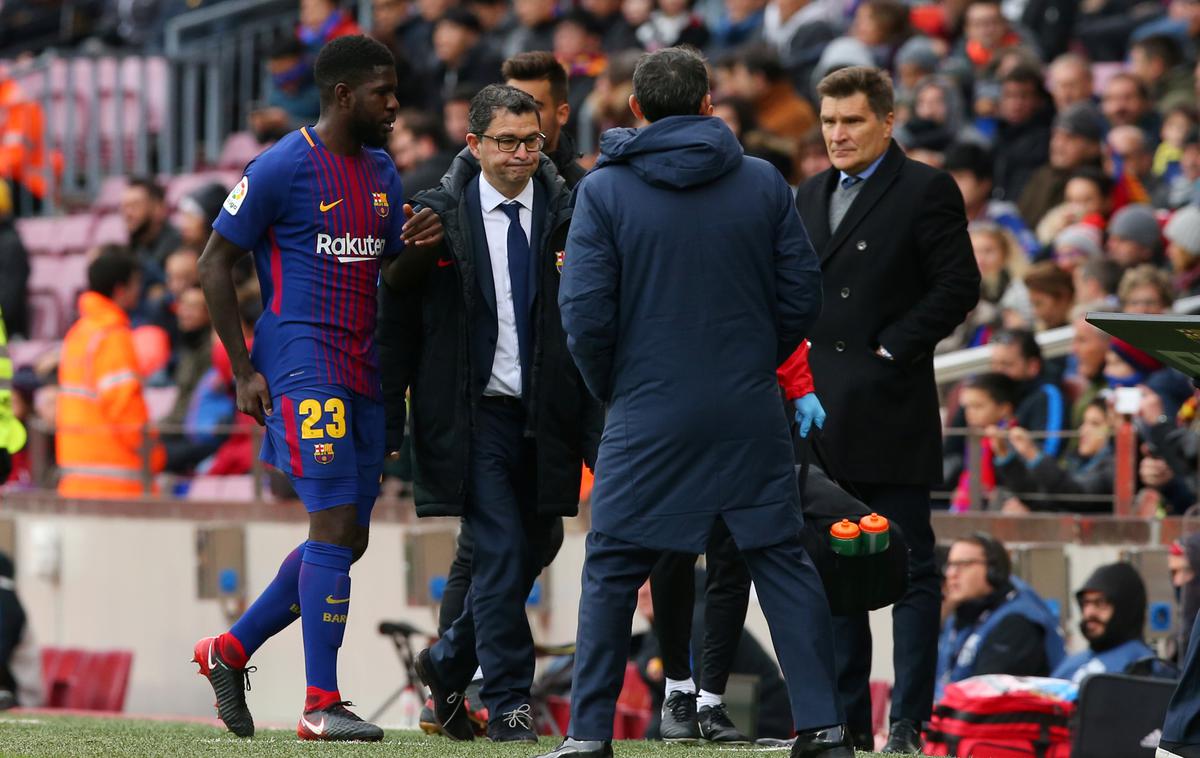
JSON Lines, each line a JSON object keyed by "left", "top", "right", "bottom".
{"left": 92, "top": 175, "right": 129, "bottom": 213}
{"left": 91, "top": 212, "right": 128, "bottom": 246}
{"left": 25, "top": 291, "right": 62, "bottom": 340}
{"left": 16, "top": 216, "right": 64, "bottom": 257}
{"left": 143, "top": 385, "right": 179, "bottom": 422}
{"left": 41, "top": 647, "right": 134, "bottom": 712}
{"left": 217, "top": 132, "right": 265, "bottom": 171}
{"left": 7, "top": 339, "right": 59, "bottom": 370}
{"left": 54, "top": 215, "right": 98, "bottom": 257}
{"left": 166, "top": 173, "right": 226, "bottom": 210}
{"left": 186, "top": 475, "right": 257, "bottom": 500}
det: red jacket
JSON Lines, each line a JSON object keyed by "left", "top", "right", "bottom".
{"left": 776, "top": 340, "right": 815, "bottom": 400}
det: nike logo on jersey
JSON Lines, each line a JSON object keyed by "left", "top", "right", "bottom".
{"left": 319, "top": 199, "right": 343, "bottom": 212}
{"left": 437, "top": 258, "right": 453, "bottom": 268}
{"left": 302, "top": 714, "right": 326, "bottom": 735}
{"left": 326, "top": 595, "right": 350, "bottom": 604}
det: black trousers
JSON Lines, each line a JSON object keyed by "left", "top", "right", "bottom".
{"left": 832, "top": 482, "right": 939, "bottom": 735}
{"left": 649, "top": 517, "right": 750, "bottom": 694}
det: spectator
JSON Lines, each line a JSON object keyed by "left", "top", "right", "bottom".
{"left": 371, "top": 0, "right": 427, "bottom": 106}
{"left": 1154, "top": 122, "right": 1200, "bottom": 210}
{"left": 936, "top": 534, "right": 1066, "bottom": 698}
{"left": 177, "top": 184, "right": 228, "bottom": 251}
{"left": 1052, "top": 563, "right": 1155, "bottom": 684}
{"left": 56, "top": 250, "right": 166, "bottom": 498}
{"left": 1066, "top": 311, "right": 1112, "bottom": 426}
{"left": 758, "top": 0, "right": 840, "bottom": 92}
{"left": 1101, "top": 73, "right": 1160, "bottom": 145}
{"left": 1107, "top": 204, "right": 1163, "bottom": 270}
{"left": 554, "top": 10, "right": 608, "bottom": 138}
{"left": 945, "top": 141, "right": 1039, "bottom": 259}
{"left": 989, "top": 328, "right": 1069, "bottom": 456}
{"left": 1165, "top": 205, "right": 1200, "bottom": 297}
{"left": 1052, "top": 223, "right": 1105, "bottom": 275}
{"left": 1023, "top": 261, "right": 1076, "bottom": 330}
{"left": 1106, "top": 337, "right": 1163, "bottom": 390}
{"left": 992, "top": 64, "right": 1054, "bottom": 204}
{"left": 391, "top": 110, "right": 455, "bottom": 197}
{"left": 726, "top": 44, "right": 816, "bottom": 141}
{"left": 503, "top": 50, "right": 587, "bottom": 186}
{"left": 505, "top": 0, "right": 559, "bottom": 59}
{"left": 850, "top": 0, "right": 910, "bottom": 68}
{"left": 992, "top": 397, "right": 1115, "bottom": 513}
{"left": 897, "top": 76, "right": 985, "bottom": 152}
{"left": 430, "top": 8, "right": 504, "bottom": 110}
{"left": 298, "top": 0, "right": 362, "bottom": 54}
{"left": 1107, "top": 125, "right": 1159, "bottom": 206}
{"left": 121, "top": 177, "right": 183, "bottom": 269}
{"left": 579, "top": 0, "right": 639, "bottom": 51}
{"left": 632, "top": 0, "right": 710, "bottom": 52}
{"left": 1136, "top": 383, "right": 1199, "bottom": 515}
{"left": 264, "top": 36, "right": 321, "bottom": 126}
{"left": 162, "top": 287, "right": 216, "bottom": 473}
{"left": 164, "top": 248, "right": 200, "bottom": 303}
{"left": 0, "top": 180, "right": 29, "bottom": 339}
{"left": 893, "top": 36, "right": 940, "bottom": 103}
{"left": 941, "top": 222, "right": 1026, "bottom": 352}
{"left": 951, "top": 372, "right": 1019, "bottom": 509}
{"left": 468, "top": 0, "right": 515, "bottom": 55}
{"left": 1046, "top": 52, "right": 1095, "bottom": 113}
{"left": 1037, "top": 170, "right": 1112, "bottom": 252}
{"left": 0, "top": 551, "right": 41, "bottom": 709}
{"left": 959, "top": 0, "right": 1022, "bottom": 75}
{"left": 1129, "top": 34, "right": 1196, "bottom": 114}
{"left": 796, "top": 126, "right": 831, "bottom": 182}
{"left": 0, "top": 69, "right": 60, "bottom": 207}
{"left": 247, "top": 103, "right": 293, "bottom": 146}
{"left": 709, "top": 0, "right": 768, "bottom": 53}
{"left": 1018, "top": 102, "right": 1105, "bottom": 227}
{"left": 442, "top": 84, "right": 476, "bottom": 146}
{"left": 1073, "top": 261, "right": 1122, "bottom": 311}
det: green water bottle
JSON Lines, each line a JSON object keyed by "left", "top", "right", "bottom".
{"left": 829, "top": 519, "right": 862, "bottom": 556}
{"left": 859, "top": 513, "right": 890, "bottom": 554}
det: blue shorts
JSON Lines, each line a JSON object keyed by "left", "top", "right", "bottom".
{"left": 260, "top": 384, "right": 384, "bottom": 525}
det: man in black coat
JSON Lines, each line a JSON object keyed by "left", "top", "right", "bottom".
{"left": 377, "top": 84, "right": 601, "bottom": 743}
{"left": 795, "top": 66, "right": 979, "bottom": 753}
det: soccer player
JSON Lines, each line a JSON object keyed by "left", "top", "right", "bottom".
{"left": 191, "top": 35, "right": 440, "bottom": 741}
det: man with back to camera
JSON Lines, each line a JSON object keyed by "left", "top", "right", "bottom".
{"left": 795, "top": 65, "right": 979, "bottom": 753}
{"left": 191, "top": 35, "right": 441, "bottom": 741}
{"left": 540, "top": 46, "right": 851, "bottom": 758}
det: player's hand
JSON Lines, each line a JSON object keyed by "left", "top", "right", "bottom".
{"left": 793, "top": 392, "right": 826, "bottom": 438}
{"left": 401, "top": 204, "right": 443, "bottom": 247}
{"left": 235, "top": 371, "right": 273, "bottom": 426}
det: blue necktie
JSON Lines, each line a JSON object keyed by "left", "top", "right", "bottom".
{"left": 500, "top": 202, "right": 532, "bottom": 380}
{"left": 841, "top": 175, "right": 864, "bottom": 190}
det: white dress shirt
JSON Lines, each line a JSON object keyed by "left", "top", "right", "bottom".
{"left": 479, "top": 175, "right": 534, "bottom": 398}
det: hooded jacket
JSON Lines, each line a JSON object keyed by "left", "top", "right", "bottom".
{"left": 560, "top": 115, "right": 822, "bottom": 553}
{"left": 1052, "top": 562, "right": 1154, "bottom": 683}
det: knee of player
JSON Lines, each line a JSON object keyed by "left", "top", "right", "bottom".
{"left": 309, "top": 504, "right": 360, "bottom": 547}
{"left": 350, "top": 529, "right": 370, "bottom": 562}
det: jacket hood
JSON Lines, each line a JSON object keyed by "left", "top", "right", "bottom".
{"left": 1076, "top": 562, "right": 1147, "bottom": 651}
{"left": 595, "top": 116, "right": 743, "bottom": 190}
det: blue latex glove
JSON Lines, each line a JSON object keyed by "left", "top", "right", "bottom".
{"left": 793, "top": 393, "right": 826, "bottom": 438}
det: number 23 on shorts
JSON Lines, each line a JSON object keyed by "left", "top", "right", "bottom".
{"left": 299, "top": 397, "right": 347, "bottom": 439}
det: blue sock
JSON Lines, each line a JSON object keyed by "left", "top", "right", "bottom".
{"left": 300, "top": 540, "right": 353, "bottom": 700}
{"left": 227, "top": 544, "right": 305, "bottom": 662}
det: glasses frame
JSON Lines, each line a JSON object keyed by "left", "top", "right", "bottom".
{"left": 476, "top": 132, "right": 547, "bottom": 153}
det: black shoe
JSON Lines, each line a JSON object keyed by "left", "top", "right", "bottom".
{"left": 698, "top": 703, "right": 750, "bottom": 743}
{"left": 0, "top": 690, "right": 14, "bottom": 710}
{"left": 883, "top": 719, "right": 923, "bottom": 754}
{"left": 791, "top": 724, "right": 855, "bottom": 758}
{"left": 534, "top": 738, "right": 614, "bottom": 758}
{"left": 414, "top": 649, "right": 475, "bottom": 741}
{"left": 192, "top": 636, "right": 255, "bottom": 738}
{"left": 851, "top": 730, "right": 875, "bottom": 751}
{"left": 660, "top": 691, "right": 700, "bottom": 742}
{"left": 1159, "top": 742, "right": 1200, "bottom": 758}
{"left": 488, "top": 704, "right": 538, "bottom": 742}
{"left": 296, "top": 701, "right": 384, "bottom": 741}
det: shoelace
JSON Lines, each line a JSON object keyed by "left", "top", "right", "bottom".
{"left": 706, "top": 703, "right": 735, "bottom": 727}
{"left": 502, "top": 703, "right": 533, "bottom": 729}
{"left": 328, "top": 701, "right": 363, "bottom": 721}
{"left": 665, "top": 693, "right": 693, "bottom": 721}
{"left": 242, "top": 666, "right": 257, "bottom": 692}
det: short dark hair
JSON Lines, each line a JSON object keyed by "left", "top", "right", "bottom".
{"left": 1002, "top": 63, "right": 1045, "bottom": 91}
{"left": 1078, "top": 258, "right": 1122, "bottom": 295}
{"left": 863, "top": 0, "right": 911, "bottom": 42}
{"left": 737, "top": 43, "right": 786, "bottom": 83}
{"left": 87, "top": 247, "right": 139, "bottom": 298}
{"left": 1133, "top": 34, "right": 1183, "bottom": 69}
{"left": 1107, "top": 72, "right": 1150, "bottom": 101}
{"left": 398, "top": 109, "right": 448, "bottom": 150}
{"left": 991, "top": 328, "right": 1042, "bottom": 363}
{"left": 268, "top": 34, "right": 306, "bottom": 61}
{"left": 313, "top": 35, "right": 396, "bottom": 105}
{"left": 467, "top": 84, "right": 541, "bottom": 135}
{"left": 1023, "top": 260, "right": 1075, "bottom": 300}
{"left": 712, "top": 95, "right": 758, "bottom": 136}
{"left": 632, "top": 46, "right": 710, "bottom": 123}
{"left": 502, "top": 51, "right": 569, "bottom": 106}
{"left": 1067, "top": 165, "right": 1114, "bottom": 198}
{"left": 126, "top": 176, "right": 165, "bottom": 203}
{"left": 943, "top": 141, "right": 994, "bottom": 180}
{"left": 816, "top": 66, "right": 894, "bottom": 120}
{"left": 963, "top": 371, "right": 1019, "bottom": 408}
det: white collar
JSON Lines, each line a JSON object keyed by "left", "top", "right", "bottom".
{"left": 480, "top": 173, "right": 534, "bottom": 214}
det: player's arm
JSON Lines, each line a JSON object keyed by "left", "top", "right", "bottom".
{"left": 198, "top": 231, "right": 272, "bottom": 425}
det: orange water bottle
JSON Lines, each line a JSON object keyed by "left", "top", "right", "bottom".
{"left": 829, "top": 519, "right": 862, "bottom": 556}
{"left": 859, "top": 513, "right": 890, "bottom": 554}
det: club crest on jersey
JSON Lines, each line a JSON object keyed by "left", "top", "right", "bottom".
{"left": 372, "top": 191, "right": 390, "bottom": 218}
{"left": 555, "top": 250, "right": 564, "bottom": 274}
{"left": 314, "top": 443, "right": 334, "bottom": 464}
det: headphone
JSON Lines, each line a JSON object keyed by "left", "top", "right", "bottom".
{"left": 970, "top": 532, "right": 1011, "bottom": 590}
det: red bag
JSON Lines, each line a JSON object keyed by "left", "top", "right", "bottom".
{"left": 924, "top": 675, "right": 1075, "bottom": 758}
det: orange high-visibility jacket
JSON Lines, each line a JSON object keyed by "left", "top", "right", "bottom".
{"left": 57, "top": 292, "right": 165, "bottom": 497}
{"left": 0, "top": 79, "right": 62, "bottom": 200}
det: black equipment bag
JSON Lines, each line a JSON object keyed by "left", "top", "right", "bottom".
{"left": 1071, "top": 672, "right": 1177, "bottom": 758}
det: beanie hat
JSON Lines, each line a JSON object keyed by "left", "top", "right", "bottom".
{"left": 1054, "top": 223, "right": 1103, "bottom": 261}
{"left": 1165, "top": 205, "right": 1200, "bottom": 256}
{"left": 1108, "top": 204, "right": 1162, "bottom": 249}
{"left": 1053, "top": 102, "right": 1105, "bottom": 143}
{"left": 895, "top": 36, "right": 939, "bottom": 71}
{"left": 1110, "top": 337, "right": 1163, "bottom": 374}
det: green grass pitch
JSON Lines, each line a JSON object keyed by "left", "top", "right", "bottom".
{"left": 0, "top": 714, "right": 888, "bottom": 757}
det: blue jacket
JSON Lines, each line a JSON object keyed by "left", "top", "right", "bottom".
{"left": 560, "top": 116, "right": 822, "bottom": 552}
{"left": 936, "top": 578, "right": 1067, "bottom": 699}
{"left": 1052, "top": 638, "right": 1155, "bottom": 684}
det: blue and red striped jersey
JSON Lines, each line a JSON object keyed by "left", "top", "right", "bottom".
{"left": 213, "top": 126, "right": 405, "bottom": 401}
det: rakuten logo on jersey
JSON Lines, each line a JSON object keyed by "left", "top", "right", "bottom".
{"left": 316, "top": 233, "right": 385, "bottom": 262}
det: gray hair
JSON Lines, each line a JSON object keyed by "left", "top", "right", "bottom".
{"left": 467, "top": 84, "right": 541, "bottom": 135}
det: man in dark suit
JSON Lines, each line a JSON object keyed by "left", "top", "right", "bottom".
{"left": 794, "top": 66, "right": 979, "bottom": 754}
{"left": 377, "top": 84, "right": 601, "bottom": 743}
{"left": 539, "top": 46, "right": 851, "bottom": 758}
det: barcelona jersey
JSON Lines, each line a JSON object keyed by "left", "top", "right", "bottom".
{"left": 212, "top": 126, "right": 405, "bottom": 401}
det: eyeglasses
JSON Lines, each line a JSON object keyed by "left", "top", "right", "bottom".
{"left": 945, "top": 559, "right": 987, "bottom": 572}
{"left": 477, "top": 132, "right": 546, "bottom": 153}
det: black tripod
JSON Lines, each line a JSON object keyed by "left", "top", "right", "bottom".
{"left": 368, "top": 620, "right": 427, "bottom": 723}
